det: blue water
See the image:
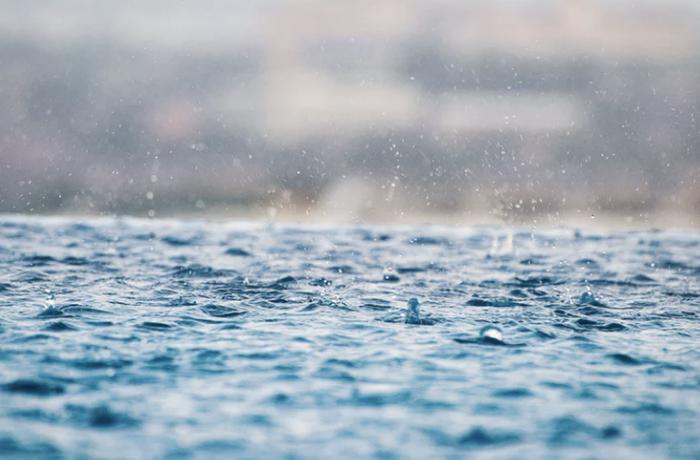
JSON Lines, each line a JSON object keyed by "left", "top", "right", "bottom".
{"left": 1, "top": 217, "right": 699, "bottom": 459}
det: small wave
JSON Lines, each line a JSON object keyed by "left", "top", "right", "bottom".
{"left": 2, "top": 378, "right": 65, "bottom": 396}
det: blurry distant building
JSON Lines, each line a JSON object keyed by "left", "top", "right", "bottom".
{"left": 0, "top": 0, "right": 698, "bottom": 225}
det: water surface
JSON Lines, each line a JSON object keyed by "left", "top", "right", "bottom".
{"left": 0, "top": 217, "right": 699, "bottom": 458}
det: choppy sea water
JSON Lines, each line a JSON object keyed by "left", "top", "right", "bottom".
{"left": 0, "top": 217, "right": 699, "bottom": 459}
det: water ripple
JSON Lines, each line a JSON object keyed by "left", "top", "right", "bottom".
{"left": 0, "top": 217, "right": 699, "bottom": 458}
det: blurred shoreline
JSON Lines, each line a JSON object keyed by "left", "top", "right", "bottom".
{"left": 2, "top": 207, "right": 697, "bottom": 231}
{"left": 2, "top": 0, "right": 699, "bottom": 227}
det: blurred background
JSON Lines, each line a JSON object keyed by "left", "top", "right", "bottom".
{"left": 1, "top": 0, "right": 699, "bottom": 227}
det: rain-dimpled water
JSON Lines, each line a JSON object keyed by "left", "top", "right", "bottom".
{"left": 0, "top": 217, "right": 699, "bottom": 458}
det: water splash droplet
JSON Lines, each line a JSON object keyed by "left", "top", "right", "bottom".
{"left": 405, "top": 298, "right": 421, "bottom": 324}
{"left": 578, "top": 291, "right": 596, "bottom": 304}
{"left": 479, "top": 325, "right": 503, "bottom": 342}
{"left": 382, "top": 267, "right": 400, "bottom": 282}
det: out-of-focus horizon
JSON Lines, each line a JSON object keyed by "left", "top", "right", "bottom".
{"left": 1, "top": 0, "right": 699, "bottom": 227}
